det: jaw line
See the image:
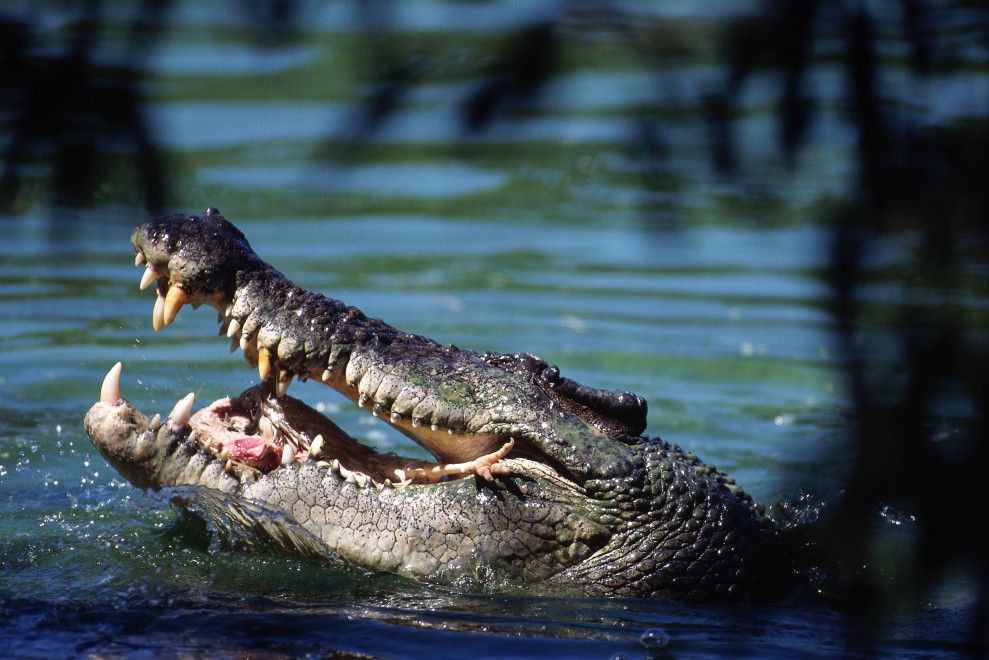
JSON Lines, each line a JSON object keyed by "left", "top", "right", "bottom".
{"left": 97, "top": 362, "right": 523, "bottom": 489}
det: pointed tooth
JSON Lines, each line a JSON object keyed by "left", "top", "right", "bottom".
{"left": 225, "top": 303, "right": 234, "bottom": 317}
{"left": 281, "top": 444, "right": 296, "bottom": 465}
{"left": 275, "top": 376, "right": 290, "bottom": 398}
{"left": 163, "top": 287, "right": 188, "bottom": 326}
{"left": 330, "top": 458, "right": 340, "bottom": 470}
{"left": 339, "top": 465, "right": 355, "bottom": 482}
{"left": 227, "top": 318, "right": 241, "bottom": 338}
{"left": 149, "top": 413, "right": 162, "bottom": 431}
{"left": 100, "top": 362, "right": 123, "bottom": 404}
{"left": 135, "top": 252, "right": 146, "bottom": 266}
{"left": 219, "top": 446, "right": 230, "bottom": 459}
{"left": 139, "top": 264, "right": 156, "bottom": 290}
{"left": 167, "top": 392, "right": 196, "bottom": 429}
{"left": 225, "top": 459, "right": 235, "bottom": 473}
{"left": 152, "top": 291, "right": 166, "bottom": 332}
{"left": 240, "top": 333, "right": 251, "bottom": 351}
{"left": 354, "top": 472, "right": 368, "bottom": 487}
{"left": 309, "top": 434, "right": 324, "bottom": 460}
{"left": 322, "top": 368, "right": 332, "bottom": 382}
{"left": 229, "top": 336, "right": 239, "bottom": 353}
{"left": 187, "top": 429, "right": 198, "bottom": 445}
{"left": 258, "top": 347, "right": 272, "bottom": 381}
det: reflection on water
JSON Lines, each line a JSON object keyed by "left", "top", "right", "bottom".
{"left": 1, "top": 0, "right": 987, "bottom": 657}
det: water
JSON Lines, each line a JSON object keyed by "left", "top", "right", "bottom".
{"left": 1, "top": 1, "right": 986, "bottom": 657}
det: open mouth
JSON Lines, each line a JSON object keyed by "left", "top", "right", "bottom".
{"left": 97, "top": 361, "right": 516, "bottom": 489}
{"left": 111, "top": 210, "right": 632, "bottom": 491}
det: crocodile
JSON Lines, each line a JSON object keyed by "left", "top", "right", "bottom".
{"left": 83, "top": 208, "right": 787, "bottom": 601}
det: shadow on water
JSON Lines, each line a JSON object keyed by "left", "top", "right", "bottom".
{"left": 2, "top": 0, "right": 988, "bottom": 656}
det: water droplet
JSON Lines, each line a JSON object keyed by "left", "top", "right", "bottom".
{"left": 774, "top": 414, "right": 795, "bottom": 427}
{"left": 639, "top": 627, "right": 670, "bottom": 649}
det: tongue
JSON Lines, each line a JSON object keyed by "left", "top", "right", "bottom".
{"left": 229, "top": 437, "right": 281, "bottom": 471}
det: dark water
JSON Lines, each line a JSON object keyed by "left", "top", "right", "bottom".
{"left": 2, "top": 1, "right": 987, "bottom": 657}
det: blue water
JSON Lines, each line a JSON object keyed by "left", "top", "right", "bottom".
{"left": 2, "top": 1, "right": 987, "bottom": 657}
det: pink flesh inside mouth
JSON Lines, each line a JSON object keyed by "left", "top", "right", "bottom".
{"left": 97, "top": 362, "right": 518, "bottom": 488}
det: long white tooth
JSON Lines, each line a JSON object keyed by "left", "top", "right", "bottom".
{"left": 167, "top": 392, "right": 196, "bottom": 429}
{"left": 281, "top": 444, "right": 295, "bottom": 465}
{"left": 152, "top": 291, "right": 165, "bottom": 332}
{"left": 225, "top": 303, "right": 234, "bottom": 317}
{"left": 275, "top": 377, "right": 290, "bottom": 398}
{"left": 309, "top": 434, "right": 324, "bottom": 459}
{"left": 162, "top": 287, "right": 188, "bottom": 326}
{"left": 139, "top": 265, "right": 156, "bottom": 290}
{"left": 100, "top": 362, "right": 123, "bottom": 404}
{"left": 321, "top": 368, "right": 332, "bottom": 382}
{"left": 227, "top": 318, "right": 241, "bottom": 338}
{"left": 257, "top": 347, "right": 272, "bottom": 381}
{"left": 148, "top": 413, "right": 162, "bottom": 430}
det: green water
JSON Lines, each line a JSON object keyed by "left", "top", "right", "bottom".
{"left": 1, "top": 1, "right": 986, "bottom": 657}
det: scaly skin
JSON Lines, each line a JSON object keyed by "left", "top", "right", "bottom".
{"left": 83, "top": 208, "right": 785, "bottom": 600}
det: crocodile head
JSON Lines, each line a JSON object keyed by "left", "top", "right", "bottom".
{"left": 84, "top": 208, "right": 782, "bottom": 600}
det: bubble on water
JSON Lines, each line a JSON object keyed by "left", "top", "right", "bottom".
{"left": 639, "top": 627, "right": 670, "bottom": 649}
{"left": 774, "top": 413, "right": 795, "bottom": 427}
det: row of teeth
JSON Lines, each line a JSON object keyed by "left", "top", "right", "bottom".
{"left": 100, "top": 361, "right": 414, "bottom": 489}
{"left": 136, "top": 255, "right": 464, "bottom": 434}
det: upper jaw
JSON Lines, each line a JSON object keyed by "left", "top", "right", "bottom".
{"left": 131, "top": 208, "right": 265, "bottom": 332}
